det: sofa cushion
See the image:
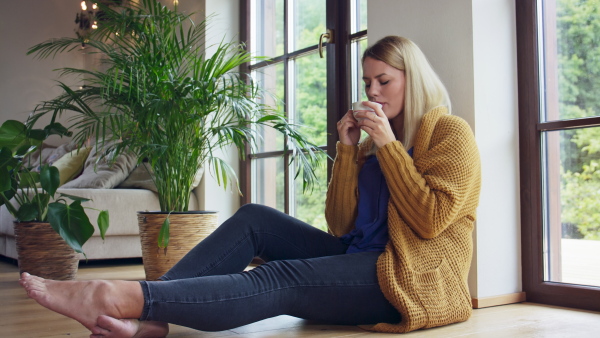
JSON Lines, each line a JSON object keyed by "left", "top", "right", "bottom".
{"left": 61, "top": 142, "right": 137, "bottom": 189}
{"left": 52, "top": 147, "right": 92, "bottom": 186}
{"left": 25, "top": 141, "right": 79, "bottom": 169}
{"left": 117, "top": 162, "right": 157, "bottom": 191}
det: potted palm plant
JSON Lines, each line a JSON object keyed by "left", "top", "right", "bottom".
{"left": 27, "top": 0, "right": 324, "bottom": 280}
{"left": 0, "top": 119, "right": 109, "bottom": 280}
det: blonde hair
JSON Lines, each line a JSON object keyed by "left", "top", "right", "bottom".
{"left": 362, "top": 36, "right": 451, "bottom": 150}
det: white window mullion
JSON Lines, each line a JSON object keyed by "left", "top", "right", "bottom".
{"left": 287, "top": 0, "right": 294, "bottom": 53}
{"left": 287, "top": 57, "right": 297, "bottom": 217}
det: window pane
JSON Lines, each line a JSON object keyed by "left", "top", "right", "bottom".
{"left": 253, "top": 63, "right": 285, "bottom": 152}
{"left": 253, "top": 0, "right": 284, "bottom": 58}
{"left": 294, "top": 52, "right": 327, "bottom": 146}
{"left": 291, "top": 0, "right": 325, "bottom": 52}
{"left": 246, "top": 0, "right": 367, "bottom": 234}
{"left": 350, "top": 0, "right": 368, "bottom": 34}
{"left": 294, "top": 153, "right": 328, "bottom": 232}
{"left": 351, "top": 37, "right": 369, "bottom": 103}
{"left": 541, "top": 0, "right": 600, "bottom": 122}
{"left": 351, "top": 37, "right": 369, "bottom": 141}
{"left": 542, "top": 127, "right": 600, "bottom": 287}
{"left": 252, "top": 156, "right": 285, "bottom": 212}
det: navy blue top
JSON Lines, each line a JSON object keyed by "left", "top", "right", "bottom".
{"left": 340, "top": 147, "right": 413, "bottom": 253}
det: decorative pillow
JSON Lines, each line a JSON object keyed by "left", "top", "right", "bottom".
{"left": 51, "top": 147, "right": 92, "bottom": 186}
{"left": 25, "top": 142, "right": 79, "bottom": 170}
{"left": 117, "top": 162, "right": 157, "bottom": 192}
{"left": 118, "top": 162, "right": 204, "bottom": 192}
{"left": 61, "top": 141, "right": 138, "bottom": 189}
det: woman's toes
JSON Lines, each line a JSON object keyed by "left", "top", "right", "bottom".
{"left": 94, "top": 315, "right": 139, "bottom": 338}
{"left": 19, "top": 272, "right": 31, "bottom": 287}
{"left": 91, "top": 324, "right": 111, "bottom": 336}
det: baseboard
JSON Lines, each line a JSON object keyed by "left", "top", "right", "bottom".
{"left": 472, "top": 292, "right": 527, "bottom": 309}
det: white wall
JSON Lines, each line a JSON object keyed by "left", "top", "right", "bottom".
{"left": 471, "top": 0, "right": 521, "bottom": 298}
{"left": 369, "top": 0, "right": 476, "bottom": 126}
{"left": 0, "top": 0, "right": 84, "bottom": 145}
{"left": 369, "top": 0, "right": 521, "bottom": 299}
{"left": 199, "top": 0, "right": 241, "bottom": 223}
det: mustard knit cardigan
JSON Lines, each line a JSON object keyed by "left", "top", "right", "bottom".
{"left": 325, "top": 107, "right": 481, "bottom": 333}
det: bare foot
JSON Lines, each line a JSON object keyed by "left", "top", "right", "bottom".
{"left": 19, "top": 272, "right": 144, "bottom": 331}
{"left": 90, "top": 315, "right": 169, "bottom": 338}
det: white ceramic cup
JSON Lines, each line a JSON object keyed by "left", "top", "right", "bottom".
{"left": 352, "top": 101, "right": 382, "bottom": 121}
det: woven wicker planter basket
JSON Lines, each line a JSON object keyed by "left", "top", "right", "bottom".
{"left": 14, "top": 221, "right": 79, "bottom": 280}
{"left": 138, "top": 211, "right": 218, "bottom": 281}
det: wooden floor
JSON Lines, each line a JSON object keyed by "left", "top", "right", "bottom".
{"left": 2, "top": 257, "right": 600, "bottom": 338}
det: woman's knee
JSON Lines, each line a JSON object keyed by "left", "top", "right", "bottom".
{"left": 231, "top": 204, "right": 284, "bottom": 226}
{"left": 236, "top": 203, "right": 264, "bottom": 214}
{"left": 221, "top": 203, "right": 274, "bottom": 234}
{"left": 236, "top": 203, "right": 276, "bottom": 216}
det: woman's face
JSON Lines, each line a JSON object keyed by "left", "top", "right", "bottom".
{"left": 362, "top": 57, "right": 406, "bottom": 121}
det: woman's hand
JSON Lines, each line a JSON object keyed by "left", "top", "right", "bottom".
{"left": 354, "top": 101, "right": 397, "bottom": 148}
{"left": 337, "top": 110, "right": 361, "bottom": 146}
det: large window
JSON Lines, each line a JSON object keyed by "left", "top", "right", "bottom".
{"left": 240, "top": 0, "right": 367, "bottom": 231}
{"left": 517, "top": 0, "right": 600, "bottom": 311}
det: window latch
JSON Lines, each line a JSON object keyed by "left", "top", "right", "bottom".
{"left": 319, "top": 29, "right": 335, "bottom": 58}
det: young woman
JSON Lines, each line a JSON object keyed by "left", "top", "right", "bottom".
{"left": 20, "top": 35, "right": 481, "bottom": 337}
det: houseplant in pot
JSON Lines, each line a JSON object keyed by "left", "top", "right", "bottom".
{"left": 27, "top": 0, "right": 325, "bottom": 280}
{"left": 0, "top": 119, "right": 109, "bottom": 280}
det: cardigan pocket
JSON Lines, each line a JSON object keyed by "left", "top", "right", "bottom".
{"left": 413, "top": 258, "right": 472, "bottom": 329}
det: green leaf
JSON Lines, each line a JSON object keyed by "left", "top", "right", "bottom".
{"left": 0, "top": 172, "right": 17, "bottom": 205}
{"left": 157, "top": 216, "right": 170, "bottom": 249}
{"left": 97, "top": 210, "right": 109, "bottom": 240}
{"left": 0, "top": 166, "right": 11, "bottom": 192}
{"left": 47, "top": 201, "right": 95, "bottom": 254}
{"left": 15, "top": 203, "right": 39, "bottom": 222}
{"left": 43, "top": 122, "right": 72, "bottom": 138}
{"left": 58, "top": 192, "right": 92, "bottom": 203}
{"left": 15, "top": 144, "right": 35, "bottom": 157}
{"left": 32, "top": 193, "right": 51, "bottom": 207}
{"left": 0, "top": 146, "right": 14, "bottom": 167}
{"left": 18, "top": 172, "right": 40, "bottom": 189}
{"left": 26, "top": 129, "right": 47, "bottom": 143}
{"left": 40, "top": 164, "right": 60, "bottom": 195}
{"left": 33, "top": 192, "right": 51, "bottom": 222}
{"left": 256, "top": 114, "right": 283, "bottom": 123}
{"left": 0, "top": 120, "right": 27, "bottom": 151}
{"left": 0, "top": 191, "right": 17, "bottom": 214}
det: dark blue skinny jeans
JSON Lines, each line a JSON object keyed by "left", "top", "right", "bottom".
{"left": 138, "top": 203, "right": 400, "bottom": 331}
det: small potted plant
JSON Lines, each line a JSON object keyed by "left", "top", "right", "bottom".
{"left": 26, "top": 0, "right": 325, "bottom": 280}
{"left": 0, "top": 119, "right": 109, "bottom": 280}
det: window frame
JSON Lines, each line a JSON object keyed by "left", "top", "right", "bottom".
{"left": 238, "top": 0, "right": 366, "bottom": 210}
{"left": 516, "top": 0, "right": 600, "bottom": 312}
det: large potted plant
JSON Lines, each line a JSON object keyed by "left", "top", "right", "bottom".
{"left": 0, "top": 119, "right": 109, "bottom": 280}
{"left": 27, "top": 0, "right": 324, "bottom": 280}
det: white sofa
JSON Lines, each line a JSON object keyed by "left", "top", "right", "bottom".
{"left": 0, "top": 187, "right": 202, "bottom": 260}
{"left": 0, "top": 141, "right": 204, "bottom": 260}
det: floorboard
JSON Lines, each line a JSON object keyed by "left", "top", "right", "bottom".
{"left": 1, "top": 257, "right": 599, "bottom": 337}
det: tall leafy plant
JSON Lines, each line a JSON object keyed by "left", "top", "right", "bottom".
{"left": 0, "top": 120, "right": 109, "bottom": 256}
{"left": 27, "top": 0, "right": 324, "bottom": 245}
